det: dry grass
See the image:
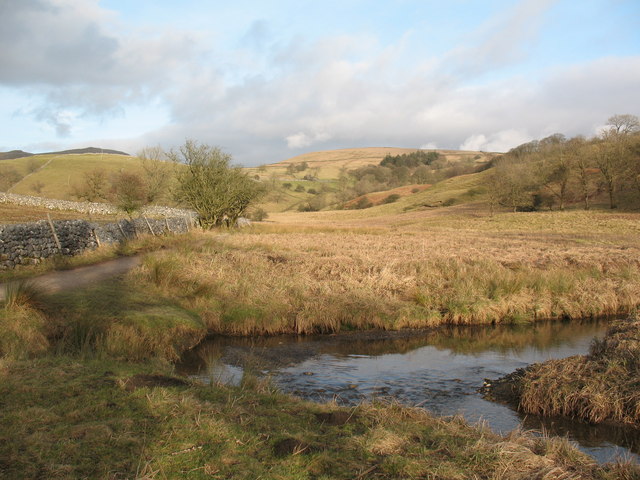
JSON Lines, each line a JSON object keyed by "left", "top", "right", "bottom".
{"left": 130, "top": 218, "right": 640, "bottom": 334}
{"left": 518, "top": 316, "right": 640, "bottom": 427}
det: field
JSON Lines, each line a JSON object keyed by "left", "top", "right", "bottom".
{"left": 2, "top": 145, "right": 640, "bottom": 477}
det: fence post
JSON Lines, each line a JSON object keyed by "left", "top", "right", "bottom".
{"left": 117, "top": 221, "right": 127, "bottom": 240}
{"left": 46, "top": 213, "right": 62, "bottom": 252}
{"left": 92, "top": 228, "right": 102, "bottom": 247}
{"left": 143, "top": 216, "right": 156, "bottom": 236}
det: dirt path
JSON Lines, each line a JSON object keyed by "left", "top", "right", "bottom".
{"left": 0, "top": 256, "right": 142, "bottom": 301}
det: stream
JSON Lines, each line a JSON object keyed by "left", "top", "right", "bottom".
{"left": 176, "top": 319, "right": 640, "bottom": 464}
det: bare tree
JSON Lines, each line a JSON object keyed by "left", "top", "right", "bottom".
{"left": 138, "top": 146, "right": 174, "bottom": 204}
{"left": 71, "top": 169, "right": 109, "bottom": 202}
{"left": 606, "top": 114, "right": 640, "bottom": 135}
{"left": 111, "top": 172, "right": 148, "bottom": 218}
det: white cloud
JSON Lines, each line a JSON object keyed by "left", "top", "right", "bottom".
{"left": 285, "top": 131, "right": 331, "bottom": 149}
{"left": 2, "top": 1, "right": 639, "bottom": 165}
{"left": 460, "top": 130, "right": 531, "bottom": 152}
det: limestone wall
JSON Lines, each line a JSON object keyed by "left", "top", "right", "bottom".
{"left": 0, "top": 217, "right": 193, "bottom": 269}
{"left": 0, "top": 192, "right": 193, "bottom": 218}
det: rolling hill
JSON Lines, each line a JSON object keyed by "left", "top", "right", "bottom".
{"left": 0, "top": 146, "right": 495, "bottom": 219}
{"left": 0, "top": 147, "right": 130, "bottom": 160}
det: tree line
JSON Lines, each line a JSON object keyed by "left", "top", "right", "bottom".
{"left": 486, "top": 114, "right": 640, "bottom": 212}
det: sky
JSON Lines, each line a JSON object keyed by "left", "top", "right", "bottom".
{"left": 1, "top": 0, "right": 639, "bottom": 166}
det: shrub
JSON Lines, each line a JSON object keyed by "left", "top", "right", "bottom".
{"left": 382, "top": 194, "right": 401, "bottom": 204}
{"left": 354, "top": 197, "right": 373, "bottom": 209}
{"left": 248, "top": 207, "right": 269, "bottom": 222}
{"left": 295, "top": 185, "right": 305, "bottom": 192}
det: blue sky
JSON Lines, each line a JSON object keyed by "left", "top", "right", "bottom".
{"left": 1, "top": 0, "right": 639, "bottom": 165}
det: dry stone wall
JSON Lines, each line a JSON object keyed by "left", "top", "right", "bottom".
{"left": 0, "top": 217, "right": 193, "bottom": 269}
{"left": 0, "top": 192, "right": 193, "bottom": 218}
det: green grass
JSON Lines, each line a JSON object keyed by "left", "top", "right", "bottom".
{"left": 0, "top": 356, "right": 634, "bottom": 480}
{"left": 5, "top": 153, "right": 141, "bottom": 200}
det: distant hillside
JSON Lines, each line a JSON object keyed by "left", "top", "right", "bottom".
{"left": 248, "top": 147, "right": 494, "bottom": 180}
{"left": 0, "top": 147, "right": 129, "bottom": 160}
{"left": 1, "top": 151, "right": 142, "bottom": 200}
{"left": 0, "top": 150, "right": 34, "bottom": 160}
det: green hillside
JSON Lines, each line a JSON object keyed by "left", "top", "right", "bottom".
{"left": 2, "top": 153, "right": 151, "bottom": 200}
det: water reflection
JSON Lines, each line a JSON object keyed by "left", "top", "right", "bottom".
{"left": 177, "top": 320, "right": 639, "bottom": 464}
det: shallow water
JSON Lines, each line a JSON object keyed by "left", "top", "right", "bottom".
{"left": 177, "top": 320, "right": 640, "bottom": 464}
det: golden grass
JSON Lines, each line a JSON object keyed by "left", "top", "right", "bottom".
{"left": 129, "top": 213, "right": 640, "bottom": 334}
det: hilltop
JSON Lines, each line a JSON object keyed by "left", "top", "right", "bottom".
{"left": 0, "top": 147, "right": 130, "bottom": 160}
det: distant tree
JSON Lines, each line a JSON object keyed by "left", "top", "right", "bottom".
{"left": 537, "top": 148, "right": 571, "bottom": 210}
{"left": 111, "top": 172, "right": 148, "bottom": 218}
{"left": 138, "top": 146, "right": 174, "bottom": 204}
{"left": 412, "top": 165, "right": 431, "bottom": 184}
{"left": 282, "top": 182, "right": 293, "bottom": 190}
{"left": 71, "top": 169, "right": 109, "bottom": 202}
{"left": 592, "top": 132, "right": 626, "bottom": 209}
{"left": 492, "top": 159, "right": 536, "bottom": 212}
{"left": 606, "top": 114, "right": 640, "bottom": 135}
{"left": 294, "top": 184, "right": 305, "bottom": 192}
{"left": 30, "top": 181, "right": 45, "bottom": 194}
{"left": 26, "top": 158, "right": 40, "bottom": 174}
{"left": 171, "top": 140, "right": 264, "bottom": 228}
{"left": 566, "top": 137, "right": 597, "bottom": 210}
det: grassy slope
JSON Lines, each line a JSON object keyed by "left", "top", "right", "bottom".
{"left": 4, "top": 153, "right": 141, "bottom": 200}
{"left": 253, "top": 147, "right": 492, "bottom": 179}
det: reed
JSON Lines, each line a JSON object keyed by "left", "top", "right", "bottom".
{"left": 129, "top": 225, "right": 640, "bottom": 335}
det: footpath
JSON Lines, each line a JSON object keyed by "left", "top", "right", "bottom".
{"left": 0, "top": 256, "right": 141, "bottom": 302}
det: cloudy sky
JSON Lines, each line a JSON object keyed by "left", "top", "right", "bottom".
{"left": 1, "top": 0, "right": 639, "bottom": 165}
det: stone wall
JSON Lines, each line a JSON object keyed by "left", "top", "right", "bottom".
{"left": 0, "top": 192, "right": 193, "bottom": 218}
{"left": 0, "top": 217, "right": 193, "bottom": 269}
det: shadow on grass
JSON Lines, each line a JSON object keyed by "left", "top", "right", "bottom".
{"left": 0, "top": 357, "right": 168, "bottom": 479}
{"left": 42, "top": 276, "right": 207, "bottom": 362}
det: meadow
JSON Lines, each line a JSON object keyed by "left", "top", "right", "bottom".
{"left": 2, "top": 204, "right": 640, "bottom": 478}
{"left": 2, "top": 143, "right": 640, "bottom": 477}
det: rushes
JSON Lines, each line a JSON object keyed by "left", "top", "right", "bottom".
{"left": 517, "top": 317, "right": 640, "bottom": 426}
{"left": 130, "top": 229, "right": 640, "bottom": 335}
{"left": 1, "top": 281, "right": 49, "bottom": 359}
